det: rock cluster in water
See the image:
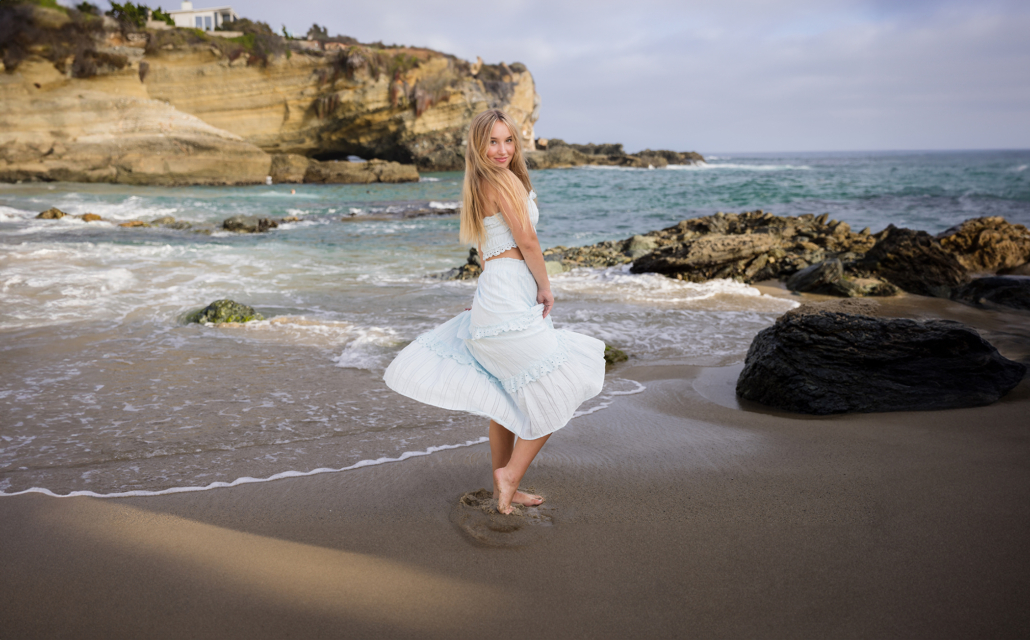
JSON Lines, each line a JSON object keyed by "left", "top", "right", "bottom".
{"left": 444, "top": 211, "right": 1030, "bottom": 311}
{"left": 735, "top": 303, "right": 1027, "bottom": 414}
{"left": 525, "top": 140, "right": 704, "bottom": 170}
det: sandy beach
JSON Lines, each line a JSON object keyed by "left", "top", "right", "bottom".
{"left": 3, "top": 297, "right": 1028, "bottom": 639}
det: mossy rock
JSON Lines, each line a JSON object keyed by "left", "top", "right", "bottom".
{"left": 183, "top": 299, "right": 265, "bottom": 324}
{"left": 603, "top": 345, "right": 628, "bottom": 367}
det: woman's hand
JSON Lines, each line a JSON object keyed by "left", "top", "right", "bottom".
{"left": 537, "top": 288, "right": 554, "bottom": 319}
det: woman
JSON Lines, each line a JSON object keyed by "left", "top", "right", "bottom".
{"left": 384, "top": 109, "right": 606, "bottom": 514}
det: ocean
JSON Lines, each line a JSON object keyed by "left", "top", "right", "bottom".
{"left": 1, "top": 149, "right": 1028, "bottom": 496}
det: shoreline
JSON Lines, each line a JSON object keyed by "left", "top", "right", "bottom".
{"left": 2, "top": 356, "right": 1028, "bottom": 638}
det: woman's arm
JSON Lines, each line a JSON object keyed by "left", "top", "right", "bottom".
{"left": 491, "top": 186, "right": 554, "bottom": 318}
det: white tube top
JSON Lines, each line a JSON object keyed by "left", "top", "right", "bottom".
{"left": 481, "top": 191, "right": 539, "bottom": 259}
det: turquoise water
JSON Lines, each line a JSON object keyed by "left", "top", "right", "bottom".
{"left": 1, "top": 150, "right": 1027, "bottom": 495}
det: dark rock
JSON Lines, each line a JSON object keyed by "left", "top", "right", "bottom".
{"left": 951, "top": 276, "right": 1030, "bottom": 311}
{"left": 786, "top": 259, "right": 898, "bottom": 297}
{"left": 183, "top": 299, "right": 265, "bottom": 324}
{"left": 222, "top": 215, "right": 278, "bottom": 233}
{"left": 603, "top": 345, "right": 628, "bottom": 367}
{"left": 36, "top": 207, "right": 66, "bottom": 219}
{"left": 1001, "top": 263, "right": 1030, "bottom": 276}
{"left": 440, "top": 248, "right": 483, "bottom": 280}
{"left": 735, "top": 306, "right": 1026, "bottom": 414}
{"left": 936, "top": 217, "right": 1030, "bottom": 274}
{"left": 854, "top": 225, "right": 967, "bottom": 297}
{"left": 631, "top": 233, "right": 780, "bottom": 279}
{"left": 786, "top": 259, "right": 851, "bottom": 296}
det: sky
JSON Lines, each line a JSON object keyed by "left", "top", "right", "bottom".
{"left": 167, "top": 0, "right": 1030, "bottom": 153}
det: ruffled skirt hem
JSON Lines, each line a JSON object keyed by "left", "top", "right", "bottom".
{"left": 383, "top": 317, "right": 605, "bottom": 440}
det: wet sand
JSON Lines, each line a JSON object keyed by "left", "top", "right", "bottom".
{"left": 2, "top": 354, "right": 1028, "bottom": 638}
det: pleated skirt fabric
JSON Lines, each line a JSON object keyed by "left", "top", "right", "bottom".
{"left": 383, "top": 258, "right": 606, "bottom": 440}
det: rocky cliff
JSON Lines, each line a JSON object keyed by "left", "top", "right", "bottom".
{"left": 0, "top": 3, "right": 540, "bottom": 184}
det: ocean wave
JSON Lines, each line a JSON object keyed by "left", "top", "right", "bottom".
{"left": 0, "top": 437, "right": 493, "bottom": 498}
{"left": 666, "top": 162, "right": 812, "bottom": 171}
{"left": 552, "top": 265, "right": 799, "bottom": 310}
{"left": 0, "top": 375, "right": 646, "bottom": 499}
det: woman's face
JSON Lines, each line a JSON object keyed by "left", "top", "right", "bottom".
{"left": 485, "top": 120, "right": 516, "bottom": 169}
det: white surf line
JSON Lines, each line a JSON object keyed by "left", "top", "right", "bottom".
{"left": 0, "top": 380, "right": 648, "bottom": 500}
{"left": 0, "top": 437, "right": 490, "bottom": 499}
{"left": 572, "top": 379, "right": 647, "bottom": 418}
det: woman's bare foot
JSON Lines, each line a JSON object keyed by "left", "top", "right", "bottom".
{"left": 493, "top": 483, "right": 544, "bottom": 507}
{"left": 513, "top": 490, "right": 544, "bottom": 506}
{"left": 493, "top": 467, "right": 517, "bottom": 514}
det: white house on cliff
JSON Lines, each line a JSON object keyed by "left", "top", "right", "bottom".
{"left": 168, "top": 0, "right": 239, "bottom": 31}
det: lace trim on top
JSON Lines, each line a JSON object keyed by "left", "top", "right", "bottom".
{"left": 468, "top": 305, "right": 544, "bottom": 340}
{"left": 481, "top": 191, "right": 538, "bottom": 259}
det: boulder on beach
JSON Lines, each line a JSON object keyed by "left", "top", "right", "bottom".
{"left": 80, "top": 213, "right": 103, "bottom": 222}
{"left": 951, "top": 276, "right": 1030, "bottom": 311}
{"left": 183, "top": 300, "right": 265, "bottom": 324}
{"left": 735, "top": 305, "right": 1026, "bottom": 415}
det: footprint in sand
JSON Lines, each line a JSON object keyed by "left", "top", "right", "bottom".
{"left": 450, "top": 488, "right": 555, "bottom": 547}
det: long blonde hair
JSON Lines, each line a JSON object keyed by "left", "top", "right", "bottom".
{"left": 460, "top": 109, "right": 534, "bottom": 246}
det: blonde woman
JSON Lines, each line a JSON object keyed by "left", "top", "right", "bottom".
{"left": 384, "top": 109, "right": 606, "bottom": 514}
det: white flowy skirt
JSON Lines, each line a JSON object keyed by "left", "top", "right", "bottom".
{"left": 384, "top": 258, "right": 606, "bottom": 440}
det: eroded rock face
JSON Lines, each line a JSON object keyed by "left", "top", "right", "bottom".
{"left": 303, "top": 158, "right": 419, "bottom": 184}
{"left": 936, "top": 217, "right": 1030, "bottom": 274}
{"left": 141, "top": 37, "right": 539, "bottom": 171}
{"left": 0, "top": 82, "right": 273, "bottom": 185}
{"left": 951, "top": 276, "right": 1030, "bottom": 311}
{"left": 854, "top": 226, "right": 967, "bottom": 298}
{"left": 624, "top": 210, "right": 876, "bottom": 283}
{"left": 0, "top": 12, "right": 538, "bottom": 182}
{"left": 735, "top": 306, "right": 1026, "bottom": 414}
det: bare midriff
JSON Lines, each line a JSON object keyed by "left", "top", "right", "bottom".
{"left": 485, "top": 246, "right": 524, "bottom": 261}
